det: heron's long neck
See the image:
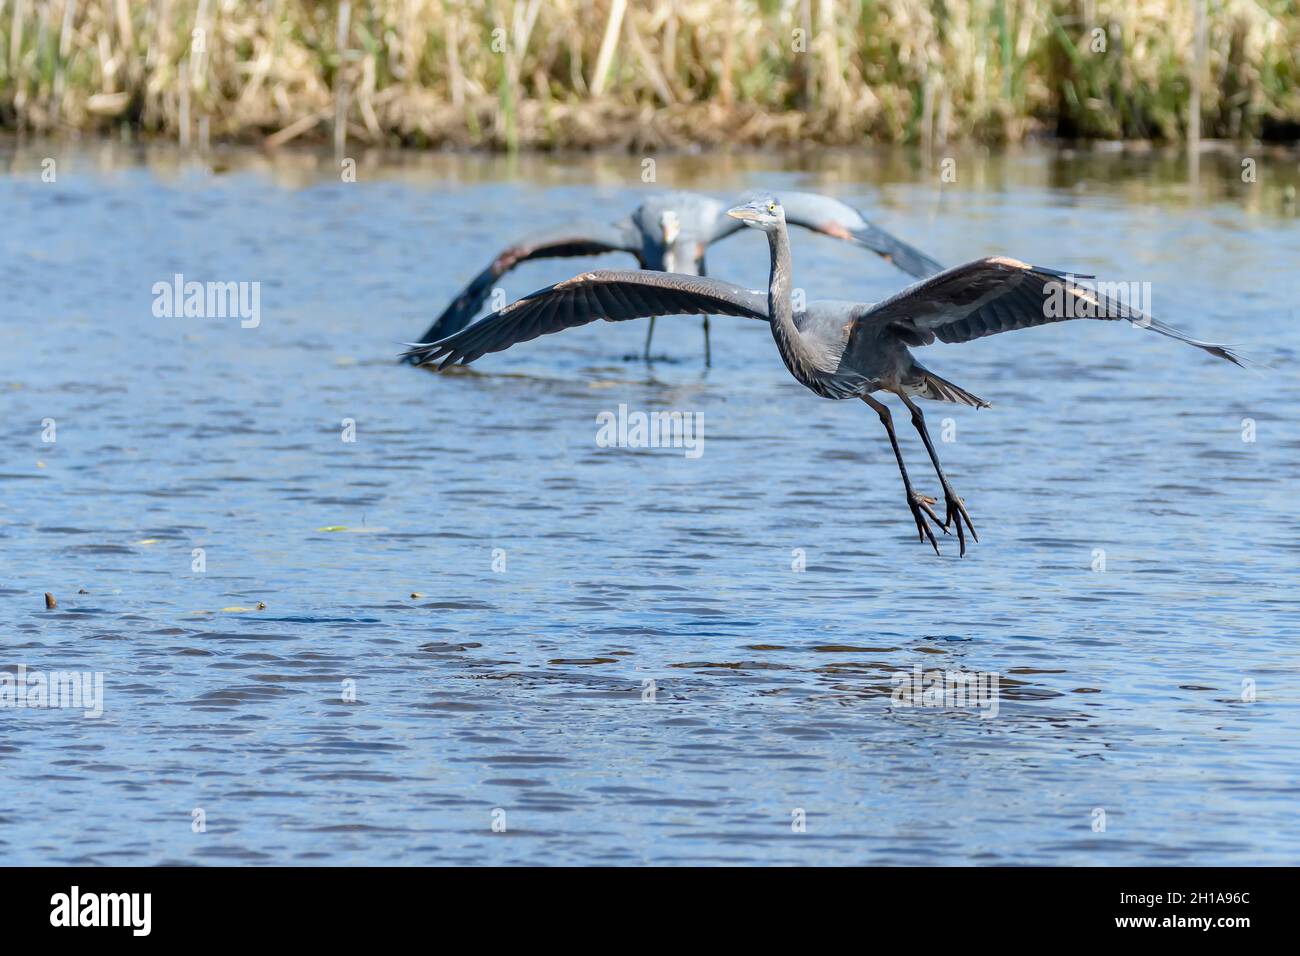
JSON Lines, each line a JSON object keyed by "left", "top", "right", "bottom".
{"left": 663, "top": 243, "right": 683, "bottom": 273}
{"left": 765, "top": 220, "right": 819, "bottom": 382}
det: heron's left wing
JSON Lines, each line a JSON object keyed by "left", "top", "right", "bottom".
{"left": 403, "top": 271, "right": 768, "bottom": 369}
{"left": 866, "top": 257, "right": 1244, "bottom": 366}
{"left": 711, "top": 190, "right": 945, "bottom": 279}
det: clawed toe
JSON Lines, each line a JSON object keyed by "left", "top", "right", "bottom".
{"left": 907, "top": 492, "right": 944, "bottom": 555}
{"left": 912, "top": 492, "right": 940, "bottom": 523}
{"left": 904, "top": 489, "right": 978, "bottom": 559}
{"left": 940, "top": 492, "right": 978, "bottom": 557}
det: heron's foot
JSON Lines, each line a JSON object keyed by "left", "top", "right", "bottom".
{"left": 940, "top": 490, "right": 977, "bottom": 558}
{"left": 907, "top": 491, "right": 944, "bottom": 556}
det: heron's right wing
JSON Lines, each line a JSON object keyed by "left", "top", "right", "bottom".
{"left": 403, "top": 271, "right": 768, "bottom": 369}
{"left": 865, "top": 257, "right": 1245, "bottom": 365}
{"left": 403, "top": 220, "right": 643, "bottom": 359}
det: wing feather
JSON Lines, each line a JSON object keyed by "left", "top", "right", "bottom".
{"left": 403, "top": 270, "right": 768, "bottom": 368}
{"left": 868, "top": 257, "right": 1245, "bottom": 366}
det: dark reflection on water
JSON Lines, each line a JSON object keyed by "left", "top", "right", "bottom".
{"left": 1, "top": 141, "right": 1297, "bottom": 865}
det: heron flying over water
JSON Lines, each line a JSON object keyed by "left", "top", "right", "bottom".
{"left": 404, "top": 196, "right": 1244, "bottom": 557}
{"left": 404, "top": 189, "right": 943, "bottom": 366}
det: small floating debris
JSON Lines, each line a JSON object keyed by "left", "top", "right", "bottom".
{"left": 410, "top": 592, "right": 424, "bottom": 599}
{"left": 219, "top": 602, "right": 267, "bottom": 612}
{"left": 135, "top": 538, "right": 160, "bottom": 545}
{"left": 316, "top": 526, "right": 388, "bottom": 534}
{"left": 44, "top": 592, "right": 56, "bottom": 609}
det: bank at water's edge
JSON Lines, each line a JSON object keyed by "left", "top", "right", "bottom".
{"left": 2, "top": 1, "right": 1298, "bottom": 150}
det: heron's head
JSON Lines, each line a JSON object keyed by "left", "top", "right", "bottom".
{"left": 660, "top": 210, "right": 681, "bottom": 247}
{"left": 727, "top": 196, "right": 784, "bottom": 231}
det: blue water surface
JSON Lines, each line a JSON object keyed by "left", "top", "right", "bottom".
{"left": 0, "top": 142, "right": 1297, "bottom": 864}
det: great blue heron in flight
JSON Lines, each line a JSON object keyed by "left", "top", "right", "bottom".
{"left": 404, "top": 189, "right": 943, "bottom": 366}
{"left": 405, "top": 196, "right": 1243, "bottom": 557}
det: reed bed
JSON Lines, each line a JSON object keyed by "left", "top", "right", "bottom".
{"left": 1, "top": 0, "right": 1296, "bottom": 149}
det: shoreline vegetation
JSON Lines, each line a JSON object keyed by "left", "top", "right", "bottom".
{"left": 1, "top": 1, "right": 1297, "bottom": 152}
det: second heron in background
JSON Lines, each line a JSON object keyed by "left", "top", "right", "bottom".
{"left": 405, "top": 190, "right": 944, "bottom": 365}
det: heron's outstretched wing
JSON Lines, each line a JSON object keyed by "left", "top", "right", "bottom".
{"left": 403, "top": 220, "right": 643, "bottom": 360}
{"left": 711, "top": 190, "right": 945, "bottom": 279}
{"left": 403, "top": 271, "right": 768, "bottom": 369}
{"left": 868, "top": 256, "right": 1244, "bottom": 366}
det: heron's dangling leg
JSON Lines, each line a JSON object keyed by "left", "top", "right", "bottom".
{"left": 698, "top": 258, "right": 711, "bottom": 367}
{"left": 862, "top": 395, "right": 943, "bottom": 555}
{"left": 643, "top": 317, "right": 657, "bottom": 361}
{"left": 898, "top": 392, "right": 977, "bottom": 557}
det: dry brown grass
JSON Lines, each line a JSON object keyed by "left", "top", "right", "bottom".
{"left": 1, "top": 0, "right": 1297, "bottom": 149}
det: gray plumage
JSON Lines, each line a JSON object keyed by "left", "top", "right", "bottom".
{"left": 405, "top": 196, "right": 1244, "bottom": 557}
{"left": 404, "top": 189, "right": 943, "bottom": 364}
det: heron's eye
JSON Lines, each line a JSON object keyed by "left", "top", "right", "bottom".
{"left": 768, "top": 202, "right": 776, "bottom": 212}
